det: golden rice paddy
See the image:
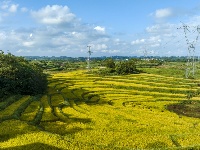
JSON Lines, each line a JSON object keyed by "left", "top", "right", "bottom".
{"left": 1, "top": 70, "right": 200, "bottom": 149}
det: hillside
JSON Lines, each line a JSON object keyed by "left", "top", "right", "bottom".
{"left": 0, "top": 70, "right": 200, "bottom": 149}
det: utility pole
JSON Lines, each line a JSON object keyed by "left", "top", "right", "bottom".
{"left": 87, "top": 45, "right": 92, "bottom": 71}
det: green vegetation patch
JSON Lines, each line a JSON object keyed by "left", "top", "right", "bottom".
{"left": 167, "top": 100, "right": 200, "bottom": 118}
{"left": 0, "top": 52, "right": 47, "bottom": 98}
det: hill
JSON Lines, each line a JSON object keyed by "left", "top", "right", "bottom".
{"left": 0, "top": 69, "right": 200, "bottom": 149}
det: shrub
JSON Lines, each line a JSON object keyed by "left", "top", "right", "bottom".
{"left": 97, "top": 59, "right": 141, "bottom": 75}
{"left": 115, "top": 60, "right": 140, "bottom": 75}
{"left": 104, "top": 58, "right": 115, "bottom": 69}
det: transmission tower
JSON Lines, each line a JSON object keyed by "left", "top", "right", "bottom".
{"left": 178, "top": 22, "right": 200, "bottom": 78}
{"left": 87, "top": 45, "right": 92, "bottom": 71}
{"left": 143, "top": 46, "right": 148, "bottom": 60}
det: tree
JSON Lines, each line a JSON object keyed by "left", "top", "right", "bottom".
{"left": 115, "top": 60, "right": 140, "bottom": 75}
{"left": 0, "top": 52, "right": 47, "bottom": 98}
{"left": 104, "top": 58, "right": 115, "bottom": 69}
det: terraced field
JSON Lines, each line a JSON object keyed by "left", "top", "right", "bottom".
{"left": 1, "top": 70, "right": 200, "bottom": 149}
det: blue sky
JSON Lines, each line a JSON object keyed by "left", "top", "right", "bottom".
{"left": 1, "top": 0, "right": 200, "bottom": 57}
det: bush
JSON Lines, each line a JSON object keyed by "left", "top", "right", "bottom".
{"left": 0, "top": 51, "right": 47, "bottom": 97}
{"left": 96, "top": 59, "right": 141, "bottom": 75}
{"left": 115, "top": 60, "right": 140, "bottom": 75}
{"left": 104, "top": 58, "right": 115, "bottom": 69}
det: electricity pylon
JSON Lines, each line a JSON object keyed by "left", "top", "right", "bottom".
{"left": 178, "top": 22, "right": 200, "bottom": 78}
{"left": 87, "top": 45, "right": 92, "bottom": 71}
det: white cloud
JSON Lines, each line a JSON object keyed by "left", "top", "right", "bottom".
{"left": 150, "top": 43, "right": 160, "bottom": 48}
{"left": 0, "top": 32, "right": 7, "bottom": 40}
{"left": 1, "top": 4, "right": 8, "bottom": 10}
{"left": 23, "top": 41, "right": 34, "bottom": 47}
{"left": 9, "top": 4, "right": 18, "bottom": 13}
{"left": 17, "top": 49, "right": 31, "bottom": 53}
{"left": 31, "top": 5, "right": 76, "bottom": 25}
{"left": 131, "top": 39, "right": 145, "bottom": 45}
{"left": 1, "top": 1, "right": 19, "bottom": 12}
{"left": 108, "top": 50, "right": 120, "bottom": 54}
{"left": 101, "top": 49, "right": 120, "bottom": 54}
{"left": 148, "top": 36, "right": 161, "bottom": 43}
{"left": 114, "top": 38, "right": 120, "bottom": 42}
{"left": 2, "top": 3, "right": 199, "bottom": 57}
{"left": 89, "top": 44, "right": 108, "bottom": 51}
{"left": 146, "top": 24, "right": 175, "bottom": 34}
{"left": 71, "top": 31, "right": 85, "bottom": 39}
{"left": 0, "top": 3, "right": 133, "bottom": 56}
{"left": 154, "top": 8, "right": 173, "bottom": 19}
{"left": 16, "top": 49, "right": 23, "bottom": 53}
{"left": 146, "top": 25, "right": 160, "bottom": 33}
{"left": 21, "top": 7, "right": 28, "bottom": 12}
{"left": 0, "top": 1, "right": 20, "bottom": 22}
{"left": 94, "top": 26, "right": 105, "bottom": 33}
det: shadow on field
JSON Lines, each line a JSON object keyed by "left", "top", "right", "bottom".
{"left": 0, "top": 78, "right": 107, "bottom": 143}
{"left": 49, "top": 78, "right": 104, "bottom": 105}
{"left": 1, "top": 142, "right": 61, "bottom": 150}
{"left": 145, "top": 141, "right": 169, "bottom": 149}
{"left": 0, "top": 134, "right": 11, "bottom": 142}
{"left": 167, "top": 100, "right": 200, "bottom": 118}
{"left": 40, "top": 120, "right": 93, "bottom": 135}
{"left": 39, "top": 79, "right": 103, "bottom": 135}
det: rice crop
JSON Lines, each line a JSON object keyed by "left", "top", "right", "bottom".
{"left": 1, "top": 70, "right": 200, "bottom": 149}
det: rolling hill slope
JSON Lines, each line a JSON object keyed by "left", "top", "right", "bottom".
{"left": 1, "top": 70, "right": 200, "bottom": 149}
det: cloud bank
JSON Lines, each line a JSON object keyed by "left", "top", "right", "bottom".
{"left": 0, "top": 0, "right": 200, "bottom": 57}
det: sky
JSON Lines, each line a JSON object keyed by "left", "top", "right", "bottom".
{"left": 1, "top": 0, "right": 200, "bottom": 57}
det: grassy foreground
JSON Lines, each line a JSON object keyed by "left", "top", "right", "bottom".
{"left": 1, "top": 70, "right": 200, "bottom": 149}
